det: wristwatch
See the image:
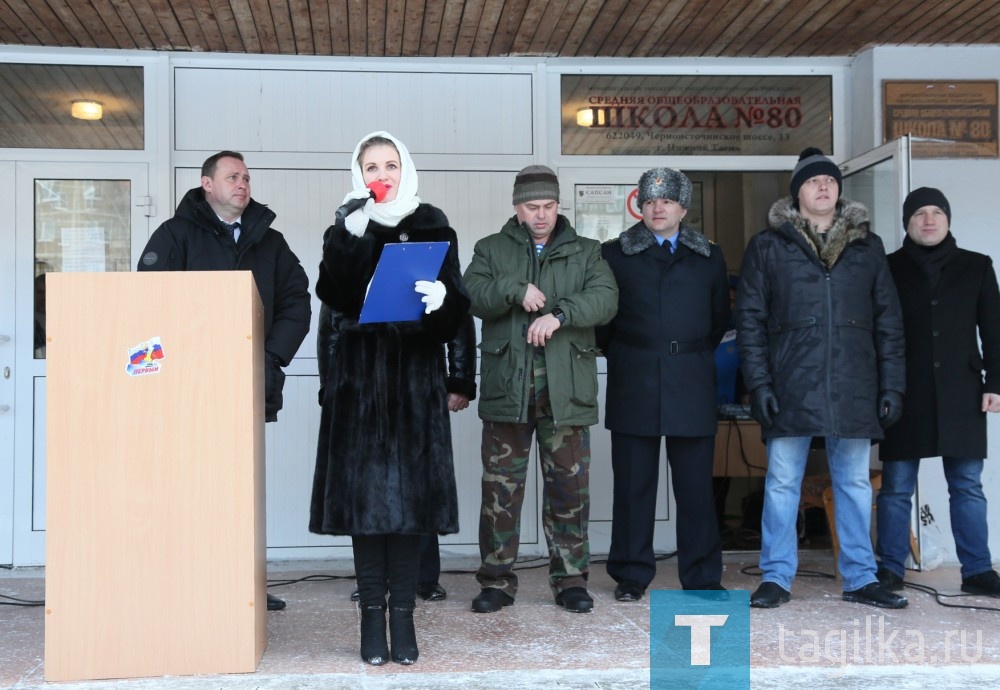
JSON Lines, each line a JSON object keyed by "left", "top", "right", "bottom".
{"left": 551, "top": 307, "right": 566, "bottom": 325}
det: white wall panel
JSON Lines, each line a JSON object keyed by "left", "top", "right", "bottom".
{"left": 175, "top": 69, "right": 534, "bottom": 156}
{"left": 416, "top": 170, "right": 516, "bottom": 268}
{"left": 265, "top": 374, "right": 349, "bottom": 554}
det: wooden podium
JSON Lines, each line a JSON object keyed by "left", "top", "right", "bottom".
{"left": 45, "top": 271, "right": 267, "bottom": 681}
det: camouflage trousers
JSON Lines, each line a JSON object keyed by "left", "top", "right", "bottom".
{"left": 476, "top": 350, "right": 591, "bottom": 597}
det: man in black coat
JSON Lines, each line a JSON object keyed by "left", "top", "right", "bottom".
{"left": 597, "top": 167, "right": 729, "bottom": 599}
{"left": 876, "top": 187, "right": 1000, "bottom": 597}
{"left": 138, "top": 151, "right": 311, "bottom": 611}
{"left": 737, "top": 147, "right": 908, "bottom": 610}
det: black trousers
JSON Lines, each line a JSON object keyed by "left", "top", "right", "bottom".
{"left": 352, "top": 534, "right": 421, "bottom": 608}
{"left": 418, "top": 534, "right": 440, "bottom": 585}
{"left": 606, "top": 433, "right": 722, "bottom": 589}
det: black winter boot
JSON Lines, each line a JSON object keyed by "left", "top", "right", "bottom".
{"left": 359, "top": 604, "right": 388, "bottom": 665}
{"left": 389, "top": 606, "right": 418, "bottom": 664}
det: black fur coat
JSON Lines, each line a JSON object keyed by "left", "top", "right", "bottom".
{"left": 309, "top": 204, "right": 470, "bottom": 535}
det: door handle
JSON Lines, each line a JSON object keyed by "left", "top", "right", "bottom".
{"left": 0, "top": 334, "right": 10, "bottom": 343}
{"left": 0, "top": 404, "right": 9, "bottom": 413}
{"left": 2, "top": 366, "right": 8, "bottom": 379}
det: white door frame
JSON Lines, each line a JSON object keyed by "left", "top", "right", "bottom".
{"left": 0, "top": 162, "right": 15, "bottom": 566}
{"left": 11, "top": 161, "right": 149, "bottom": 566}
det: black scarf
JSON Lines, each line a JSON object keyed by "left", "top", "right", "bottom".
{"left": 901, "top": 231, "right": 959, "bottom": 290}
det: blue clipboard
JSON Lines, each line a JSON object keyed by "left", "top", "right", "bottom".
{"left": 359, "top": 242, "right": 450, "bottom": 324}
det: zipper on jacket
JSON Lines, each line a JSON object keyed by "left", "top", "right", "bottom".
{"left": 824, "top": 273, "right": 837, "bottom": 436}
{"left": 518, "top": 237, "right": 537, "bottom": 424}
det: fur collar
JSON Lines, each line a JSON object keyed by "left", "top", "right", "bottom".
{"left": 768, "top": 197, "right": 869, "bottom": 268}
{"left": 618, "top": 222, "right": 712, "bottom": 257}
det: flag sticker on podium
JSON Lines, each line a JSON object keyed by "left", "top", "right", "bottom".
{"left": 126, "top": 337, "right": 165, "bottom": 377}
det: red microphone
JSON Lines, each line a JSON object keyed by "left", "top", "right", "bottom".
{"left": 367, "top": 180, "right": 388, "bottom": 202}
{"left": 335, "top": 181, "right": 388, "bottom": 222}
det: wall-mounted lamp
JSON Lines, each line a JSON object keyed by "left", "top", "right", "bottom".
{"left": 71, "top": 100, "right": 103, "bottom": 121}
{"left": 576, "top": 107, "right": 594, "bottom": 127}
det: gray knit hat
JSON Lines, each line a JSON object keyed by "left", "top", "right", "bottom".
{"left": 638, "top": 167, "right": 692, "bottom": 209}
{"left": 790, "top": 147, "right": 842, "bottom": 200}
{"left": 512, "top": 165, "right": 560, "bottom": 205}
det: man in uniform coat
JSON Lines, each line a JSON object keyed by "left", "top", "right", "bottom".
{"left": 598, "top": 167, "right": 730, "bottom": 599}
{"left": 876, "top": 187, "right": 1000, "bottom": 597}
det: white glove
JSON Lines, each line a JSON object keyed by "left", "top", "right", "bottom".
{"left": 414, "top": 280, "right": 446, "bottom": 314}
{"left": 344, "top": 213, "right": 368, "bottom": 237}
{"left": 342, "top": 188, "right": 372, "bottom": 205}
{"left": 341, "top": 189, "right": 373, "bottom": 237}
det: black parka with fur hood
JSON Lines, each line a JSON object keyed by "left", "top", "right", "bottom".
{"left": 735, "top": 197, "right": 905, "bottom": 440}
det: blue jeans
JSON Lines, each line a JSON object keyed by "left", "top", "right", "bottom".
{"left": 876, "top": 457, "right": 993, "bottom": 579}
{"left": 760, "top": 436, "right": 878, "bottom": 592}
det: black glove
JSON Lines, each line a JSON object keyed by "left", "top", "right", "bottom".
{"left": 750, "top": 386, "right": 780, "bottom": 429}
{"left": 878, "top": 390, "right": 903, "bottom": 428}
{"left": 264, "top": 352, "right": 285, "bottom": 423}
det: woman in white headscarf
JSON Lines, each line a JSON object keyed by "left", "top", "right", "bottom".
{"left": 309, "top": 132, "right": 473, "bottom": 666}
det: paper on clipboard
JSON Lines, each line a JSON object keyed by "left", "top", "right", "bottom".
{"left": 359, "top": 242, "right": 450, "bottom": 324}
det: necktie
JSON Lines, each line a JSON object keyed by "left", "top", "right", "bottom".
{"left": 223, "top": 221, "right": 240, "bottom": 240}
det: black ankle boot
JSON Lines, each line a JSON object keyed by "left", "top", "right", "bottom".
{"left": 389, "top": 606, "right": 418, "bottom": 664}
{"left": 360, "top": 605, "right": 388, "bottom": 665}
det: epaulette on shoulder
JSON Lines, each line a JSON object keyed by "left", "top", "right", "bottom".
{"left": 603, "top": 236, "right": 621, "bottom": 245}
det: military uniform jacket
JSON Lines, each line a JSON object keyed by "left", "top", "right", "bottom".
{"left": 880, "top": 243, "right": 1000, "bottom": 461}
{"left": 463, "top": 215, "right": 619, "bottom": 427}
{"left": 597, "top": 223, "right": 730, "bottom": 437}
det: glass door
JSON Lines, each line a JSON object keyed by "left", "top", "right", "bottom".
{"left": 839, "top": 135, "right": 912, "bottom": 253}
{"left": 10, "top": 162, "right": 149, "bottom": 565}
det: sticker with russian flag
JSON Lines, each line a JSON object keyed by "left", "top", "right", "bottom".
{"left": 126, "top": 337, "right": 165, "bottom": 377}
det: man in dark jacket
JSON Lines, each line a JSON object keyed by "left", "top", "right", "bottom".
{"left": 138, "top": 151, "right": 311, "bottom": 611}
{"left": 464, "top": 165, "right": 618, "bottom": 614}
{"left": 876, "top": 187, "right": 1000, "bottom": 597}
{"left": 597, "top": 167, "right": 729, "bottom": 599}
{"left": 736, "top": 147, "right": 908, "bottom": 610}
